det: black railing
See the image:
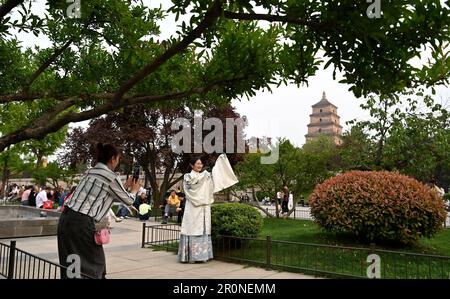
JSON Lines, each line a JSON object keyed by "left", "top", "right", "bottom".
{"left": 141, "top": 223, "right": 180, "bottom": 251}
{"left": 0, "top": 241, "right": 93, "bottom": 279}
{"left": 261, "top": 206, "right": 314, "bottom": 220}
{"left": 141, "top": 225, "right": 450, "bottom": 279}
{"left": 213, "top": 235, "right": 450, "bottom": 279}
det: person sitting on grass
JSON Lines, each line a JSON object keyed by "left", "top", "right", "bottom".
{"left": 138, "top": 196, "right": 151, "bottom": 221}
{"left": 161, "top": 190, "right": 180, "bottom": 224}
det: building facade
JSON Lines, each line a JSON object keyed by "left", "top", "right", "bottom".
{"left": 305, "top": 91, "right": 343, "bottom": 145}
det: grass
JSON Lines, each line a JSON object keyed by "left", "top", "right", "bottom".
{"left": 260, "top": 218, "right": 450, "bottom": 256}
{"left": 213, "top": 218, "right": 450, "bottom": 279}
{"left": 144, "top": 217, "right": 450, "bottom": 278}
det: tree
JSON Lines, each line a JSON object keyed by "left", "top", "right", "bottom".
{"left": 383, "top": 98, "right": 450, "bottom": 189}
{"left": 235, "top": 137, "right": 339, "bottom": 217}
{"left": 32, "top": 161, "right": 77, "bottom": 187}
{"left": 0, "top": 145, "right": 25, "bottom": 196}
{"left": 0, "top": 0, "right": 448, "bottom": 151}
{"left": 60, "top": 103, "right": 245, "bottom": 204}
{"left": 347, "top": 91, "right": 450, "bottom": 190}
{"left": 297, "top": 136, "right": 340, "bottom": 194}
{"left": 338, "top": 126, "right": 376, "bottom": 171}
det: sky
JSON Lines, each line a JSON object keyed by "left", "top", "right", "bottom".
{"left": 8, "top": 0, "right": 450, "bottom": 149}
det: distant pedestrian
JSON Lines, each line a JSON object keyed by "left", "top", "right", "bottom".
{"left": 21, "top": 185, "right": 32, "bottom": 206}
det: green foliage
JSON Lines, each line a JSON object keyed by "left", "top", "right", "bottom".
{"left": 235, "top": 138, "right": 338, "bottom": 200}
{"left": 32, "top": 161, "right": 77, "bottom": 187}
{"left": 0, "top": 0, "right": 449, "bottom": 151}
{"left": 348, "top": 92, "right": 450, "bottom": 189}
{"left": 309, "top": 171, "right": 447, "bottom": 245}
{"left": 338, "top": 126, "right": 376, "bottom": 171}
{"left": 211, "top": 203, "right": 263, "bottom": 240}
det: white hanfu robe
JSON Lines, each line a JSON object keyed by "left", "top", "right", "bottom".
{"left": 178, "top": 154, "right": 238, "bottom": 263}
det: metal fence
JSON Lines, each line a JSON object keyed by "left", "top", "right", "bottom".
{"left": 260, "top": 206, "right": 314, "bottom": 220}
{"left": 213, "top": 236, "right": 450, "bottom": 279}
{"left": 0, "top": 241, "right": 93, "bottom": 279}
{"left": 141, "top": 223, "right": 181, "bottom": 251}
{"left": 141, "top": 224, "right": 450, "bottom": 279}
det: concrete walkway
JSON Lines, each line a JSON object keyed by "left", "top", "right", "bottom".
{"left": 2, "top": 218, "right": 316, "bottom": 279}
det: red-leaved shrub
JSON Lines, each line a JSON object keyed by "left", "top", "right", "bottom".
{"left": 308, "top": 171, "right": 447, "bottom": 245}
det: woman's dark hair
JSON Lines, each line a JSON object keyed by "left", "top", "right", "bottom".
{"left": 94, "top": 143, "right": 120, "bottom": 164}
{"left": 189, "top": 155, "right": 204, "bottom": 167}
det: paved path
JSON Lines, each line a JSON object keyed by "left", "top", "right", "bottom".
{"left": 2, "top": 218, "right": 317, "bottom": 279}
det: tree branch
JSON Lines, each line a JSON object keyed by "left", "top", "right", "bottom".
{"left": 0, "top": 0, "right": 23, "bottom": 21}
{"left": 112, "top": 0, "right": 224, "bottom": 102}
{"left": 243, "top": 201, "right": 274, "bottom": 218}
{"left": 0, "top": 92, "right": 115, "bottom": 104}
{"left": 1, "top": 1, "right": 223, "bottom": 105}
{"left": 25, "top": 39, "right": 74, "bottom": 91}
{"left": 0, "top": 77, "right": 243, "bottom": 151}
{"left": 168, "top": 164, "right": 183, "bottom": 188}
{"left": 223, "top": 11, "right": 327, "bottom": 30}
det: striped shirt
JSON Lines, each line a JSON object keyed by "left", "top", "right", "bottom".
{"left": 66, "top": 163, "right": 136, "bottom": 222}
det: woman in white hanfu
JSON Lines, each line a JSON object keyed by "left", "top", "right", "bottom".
{"left": 178, "top": 154, "right": 238, "bottom": 263}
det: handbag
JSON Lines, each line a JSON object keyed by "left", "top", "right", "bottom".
{"left": 94, "top": 228, "right": 110, "bottom": 245}
{"left": 43, "top": 201, "right": 53, "bottom": 209}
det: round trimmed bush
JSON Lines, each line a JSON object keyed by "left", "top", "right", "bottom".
{"left": 211, "top": 203, "right": 263, "bottom": 240}
{"left": 309, "top": 171, "right": 447, "bottom": 245}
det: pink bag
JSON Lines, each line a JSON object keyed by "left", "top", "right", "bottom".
{"left": 94, "top": 229, "right": 110, "bottom": 245}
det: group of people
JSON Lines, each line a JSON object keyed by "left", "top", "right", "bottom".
{"left": 114, "top": 187, "right": 152, "bottom": 221}
{"left": 56, "top": 143, "right": 239, "bottom": 278}
{"left": 277, "top": 186, "right": 294, "bottom": 216}
{"left": 112, "top": 187, "right": 187, "bottom": 224}
{"left": 4, "top": 183, "right": 77, "bottom": 210}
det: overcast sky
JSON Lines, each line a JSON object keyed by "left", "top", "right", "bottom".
{"left": 9, "top": 0, "right": 450, "bottom": 148}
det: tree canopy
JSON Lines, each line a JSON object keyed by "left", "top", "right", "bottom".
{"left": 0, "top": 0, "right": 449, "bottom": 152}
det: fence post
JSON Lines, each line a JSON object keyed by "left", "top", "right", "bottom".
{"left": 141, "top": 222, "right": 146, "bottom": 248}
{"left": 293, "top": 207, "right": 296, "bottom": 219}
{"left": 7, "top": 241, "right": 16, "bottom": 279}
{"left": 266, "top": 236, "right": 272, "bottom": 269}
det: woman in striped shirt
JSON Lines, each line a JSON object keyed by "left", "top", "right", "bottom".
{"left": 57, "top": 143, "right": 140, "bottom": 279}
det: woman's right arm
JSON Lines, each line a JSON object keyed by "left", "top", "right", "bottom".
{"left": 108, "top": 177, "right": 136, "bottom": 206}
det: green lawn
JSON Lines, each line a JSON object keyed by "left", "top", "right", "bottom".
{"left": 260, "top": 218, "right": 450, "bottom": 256}
{"left": 213, "top": 218, "right": 450, "bottom": 279}
{"left": 146, "top": 217, "right": 450, "bottom": 278}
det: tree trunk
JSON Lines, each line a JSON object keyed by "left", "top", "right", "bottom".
{"left": 1, "top": 151, "right": 10, "bottom": 198}
{"left": 243, "top": 201, "right": 273, "bottom": 218}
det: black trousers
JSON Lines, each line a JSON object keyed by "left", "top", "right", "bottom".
{"left": 177, "top": 212, "right": 183, "bottom": 224}
{"left": 139, "top": 213, "right": 150, "bottom": 220}
{"left": 57, "top": 207, "right": 106, "bottom": 279}
{"left": 281, "top": 200, "right": 289, "bottom": 213}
